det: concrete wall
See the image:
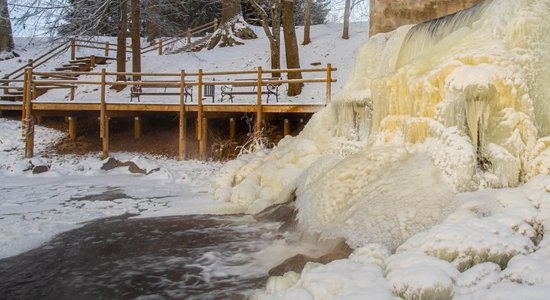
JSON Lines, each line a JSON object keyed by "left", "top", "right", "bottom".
{"left": 369, "top": 0, "right": 484, "bottom": 35}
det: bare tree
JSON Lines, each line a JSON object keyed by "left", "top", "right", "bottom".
{"left": 116, "top": 0, "right": 128, "bottom": 82}
{"left": 207, "top": 0, "right": 257, "bottom": 49}
{"left": 281, "top": 0, "right": 302, "bottom": 96}
{"left": 342, "top": 0, "right": 350, "bottom": 39}
{"left": 131, "top": 0, "right": 141, "bottom": 81}
{"left": 302, "top": 0, "right": 311, "bottom": 45}
{"left": 0, "top": 0, "right": 16, "bottom": 60}
{"left": 247, "top": 0, "right": 280, "bottom": 72}
{"left": 145, "top": 0, "right": 160, "bottom": 43}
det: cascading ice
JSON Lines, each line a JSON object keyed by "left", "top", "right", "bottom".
{"left": 211, "top": 0, "right": 550, "bottom": 249}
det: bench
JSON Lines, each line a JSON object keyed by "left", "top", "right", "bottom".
{"left": 130, "top": 82, "right": 193, "bottom": 102}
{"left": 220, "top": 77, "right": 281, "bottom": 103}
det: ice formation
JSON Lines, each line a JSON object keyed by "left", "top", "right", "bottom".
{"left": 212, "top": 0, "right": 550, "bottom": 252}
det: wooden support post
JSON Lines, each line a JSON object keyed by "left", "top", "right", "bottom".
{"left": 200, "top": 117, "right": 208, "bottom": 160}
{"left": 187, "top": 29, "right": 191, "bottom": 51}
{"left": 158, "top": 40, "right": 163, "bottom": 55}
{"left": 229, "top": 117, "right": 236, "bottom": 140}
{"left": 23, "top": 68, "right": 34, "bottom": 158}
{"left": 178, "top": 70, "right": 187, "bottom": 160}
{"left": 70, "top": 39, "right": 76, "bottom": 60}
{"left": 100, "top": 68, "right": 109, "bottom": 159}
{"left": 284, "top": 119, "right": 290, "bottom": 136}
{"left": 197, "top": 69, "right": 203, "bottom": 141}
{"left": 68, "top": 116, "right": 77, "bottom": 141}
{"left": 213, "top": 18, "right": 218, "bottom": 32}
{"left": 256, "top": 66, "right": 263, "bottom": 133}
{"left": 105, "top": 41, "right": 110, "bottom": 57}
{"left": 326, "top": 63, "right": 332, "bottom": 104}
{"left": 134, "top": 116, "right": 141, "bottom": 140}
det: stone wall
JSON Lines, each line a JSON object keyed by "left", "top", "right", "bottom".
{"left": 369, "top": 0, "right": 484, "bottom": 35}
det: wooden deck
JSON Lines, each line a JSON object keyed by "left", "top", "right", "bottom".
{"left": 8, "top": 66, "right": 335, "bottom": 161}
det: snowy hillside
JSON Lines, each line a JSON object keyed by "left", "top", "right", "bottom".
{"left": 1, "top": 23, "right": 370, "bottom": 104}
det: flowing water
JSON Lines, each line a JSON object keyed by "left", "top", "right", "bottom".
{"left": 0, "top": 214, "right": 286, "bottom": 300}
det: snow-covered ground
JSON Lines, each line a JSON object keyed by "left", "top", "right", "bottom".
{"left": 0, "top": 117, "right": 234, "bottom": 259}
{"left": 0, "top": 23, "right": 370, "bottom": 105}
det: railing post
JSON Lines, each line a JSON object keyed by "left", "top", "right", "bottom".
{"left": 256, "top": 66, "right": 263, "bottom": 133}
{"left": 105, "top": 41, "right": 110, "bottom": 57}
{"left": 213, "top": 18, "right": 218, "bottom": 32}
{"left": 158, "top": 39, "right": 163, "bottom": 55}
{"left": 100, "top": 68, "right": 109, "bottom": 159}
{"left": 27, "top": 59, "right": 34, "bottom": 68}
{"left": 187, "top": 29, "right": 191, "bottom": 51}
{"left": 70, "top": 39, "right": 76, "bottom": 61}
{"left": 23, "top": 68, "right": 34, "bottom": 158}
{"left": 326, "top": 63, "right": 332, "bottom": 104}
{"left": 198, "top": 69, "right": 206, "bottom": 160}
{"left": 178, "top": 70, "right": 187, "bottom": 160}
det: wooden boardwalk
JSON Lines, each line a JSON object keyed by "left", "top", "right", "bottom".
{"left": 4, "top": 65, "right": 335, "bottom": 160}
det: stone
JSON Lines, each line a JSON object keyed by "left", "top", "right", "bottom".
{"left": 254, "top": 202, "right": 297, "bottom": 223}
{"left": 32, "top": 165, "right": 49, "bottom": 174}
{"left": 100, "top": 157, "right": 118, "bottom": 171}
{"left": 100, "top": 157, "right": 159, "bottom": 175}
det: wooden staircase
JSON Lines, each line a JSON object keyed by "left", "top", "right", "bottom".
{"left": 1, "top": 55, "right": 114, "bottom": 102}
{"left": 167, "top": 34, "right": 213, "bottom": 54}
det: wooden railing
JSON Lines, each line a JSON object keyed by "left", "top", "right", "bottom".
{"left": 21, "top": 65, "right": 336, "bottom": 159}
{"left": 142, "top": 19, "right": 218, "bottom": 55}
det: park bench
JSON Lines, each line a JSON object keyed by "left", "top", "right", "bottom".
{"left": 130, "top": 82, "right": 193, "bottom": 102}
{"left": 220, "top": 77, "right": 281, "bottom": 103}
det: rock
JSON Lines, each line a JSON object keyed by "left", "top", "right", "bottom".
{"left": 28, "top": 159, "right": 50, "bottom": 174}
{"left": 101, "top": 157, "right": 159, "bottom": 175}
{"left": 269, "top": 254, "right": 313, "bottom": 276}
{"left": 100, "top": 157, "right": 118, "bottom": 171}
{"left": 268, "top": 242, "right": 353, "bottom": 276}
{"left": 32, "top": 165, "right": 49, "bottom": 174}
{"left": 254, "top": 202, "right": 297, "bottom": 223}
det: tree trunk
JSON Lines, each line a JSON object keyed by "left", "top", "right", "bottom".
{"left": 302, "top": 0, "right": 312, "bottom": 45}
{"left": 131, "top": 0, "right": 141, "bottom": 81}
{"left": 281, "top": 0, "right": 302, "bottom": 96}
{"left": 207, "top": 0, "right": 257, "bottom": 49}
{"left": 146, "top": 0, "right": 160, "bottom": 43}
{"left": 271, "top": 0, "right": 281, "bottom": 75}
{"left": 342, "top": 0, "right": 350, "bottom": 39}
{"left": 0, "top": 0, "right": 17, "bottom": 60}
{"left": 116, "top": 0, "right": 128, "bottom": 82}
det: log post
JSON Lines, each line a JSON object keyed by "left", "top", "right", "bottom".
{"left": 23, "top": 68, "right": 34, "bottom": 158}
{"left": 105, "top": 41, "right": 110, "bottom": 57}
{"left": 213, "top": 18, "right": 218, "bottom": 32}
{"left": 70, "top": 86, "right": 75, "bottom": 101}
{"left": 100, "top": 68, "right": 109, "bottom": 159}
{"left": 284, "top": 119, "right": 290, "bottom": 136}
{"left": 70, "top": 39, "right": 76, "bottom": 60}
{"left": 200, "top": 117, "right": 208, "bottom": 160}
{"left": 178, "top": 70, "right": 187, "bottom": 160}
{"left": 158, "top": 39, "right": 163, "bottom": 55}
{"left": 134, "top": 116, "right": 141, "bottom": 140}
{"left": 326, "top": 63, "right": 332, "bottom": 104}
{"left": 229, "top": 117, "right": 236, "bottom": 140}
{"left": 256, "top": 66, "right": 263, "bottom": 133}
{"left": 68, "top": 116, "right": 77, "bottom": 141}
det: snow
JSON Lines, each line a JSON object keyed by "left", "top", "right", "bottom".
{"left": 1, "top": 23, "right": 371, "bottom": 106}
{"left": 0, "top": 118, "right": 232, "bottom": 259}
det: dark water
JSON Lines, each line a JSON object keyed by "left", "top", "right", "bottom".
{"left": 0, "top": 214, "right": 283, "bottom": 300}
